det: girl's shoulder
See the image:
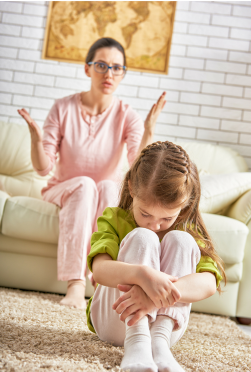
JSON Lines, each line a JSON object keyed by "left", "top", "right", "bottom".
{"left": 102, "top": 206, "right": 134, "bottom": 222}
{"left": 102, "top": 207, "right": 136, "bottom": 234}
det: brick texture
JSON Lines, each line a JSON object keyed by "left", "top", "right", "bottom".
{"left": 0, "top": 1, "right": 250, "bottom": 168}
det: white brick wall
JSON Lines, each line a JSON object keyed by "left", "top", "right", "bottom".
{"left": 0, "top": 1, "right": 250, "bottom": 168}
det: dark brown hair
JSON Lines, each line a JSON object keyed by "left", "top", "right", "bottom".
{"left": 85, "top": 37, "right": 126, "bottom": 66}
{"left": 119, "top": 141, "right": 226, "bottom": 292}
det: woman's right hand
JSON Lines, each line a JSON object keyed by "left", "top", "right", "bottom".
{"left": 18, "top": 108, "right": 43, "bottom": 144}
{"left": 140, "top": 266, "right": 181, "bottom": 308}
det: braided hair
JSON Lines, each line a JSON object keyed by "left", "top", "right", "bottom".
{"left": 118, "top": 141, "right": 226, "bottom": 291}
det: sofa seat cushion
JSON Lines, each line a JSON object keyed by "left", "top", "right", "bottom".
{"left": 202, "top": 213, "right": 248, "bottom": 265}
{"left": 199, "top": 172, "right": 251, "bottom": 214}
{"left": 0, "top": 190, "right": 10, "bottom": 229}
{"left": 0, "top": 234, "right": 57, "bottom": 258}
{"left": 2, "top": 196, "right": 59, "bottom": 244}
{"left": 224, "top": 262, "right": 242, "bottom": 282}
{"left": 0, "top": 174, "right": 48, "bottom": 200}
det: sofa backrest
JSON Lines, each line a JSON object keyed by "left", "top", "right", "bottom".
{"left": 176, "top": 141, "right": 248, "bottom": 174}
{"left": 0, "top": 121, "right": 248, "bottom": 199}
{"left": 0, "top": 121, "right": 49, "bottom": 199}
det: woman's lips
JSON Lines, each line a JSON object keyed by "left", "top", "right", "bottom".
{"left": 102, "top": 81, "right": 113, "bottom": 87}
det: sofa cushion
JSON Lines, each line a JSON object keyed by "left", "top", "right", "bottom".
{"left": 224, "top": 262, "right": 242, "bottom": 282}
{"left": 2, "top": 196, "right": 59, "bottom": 244}
{"left": 0, "top": 121, "right": 50, "bottom": 199}
{"left": 0, "top": 190, "right": 10, "bottom": 229}
{"left": 200, "top": 172, "right": 251, "bottom": 214}
{"left": 176, "top": 141, "right": 248, "bottom": 174}
{"left": 0, "top": 174, "right": 47, "bottom": 200}
{"left": 0, "top": 121, "right": 32, "bottom": 176}
{"left": 227, "top": 189, "right": 251, "bottom": 225}
{"left": 0, "top": 234, "right": 57, "bottom": 258}
{"left": 202, "top": 213, "right": 248, "bottom": 265}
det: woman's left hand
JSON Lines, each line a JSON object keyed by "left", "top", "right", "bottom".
{"left": 112, "top": 284, "right": 156, "bottom": 326}
{"left": 144, "top": 92, "right": 167, "bottom": 132}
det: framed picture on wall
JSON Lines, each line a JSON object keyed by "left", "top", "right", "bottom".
{"left": 42, "top": 1, "right": 176, "bottom": 75}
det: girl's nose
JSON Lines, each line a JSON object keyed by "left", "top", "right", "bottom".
{"left": 150, "top": 222, "right": 161, "bottom": 231}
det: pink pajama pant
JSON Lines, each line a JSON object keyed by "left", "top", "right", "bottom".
{"left": 90, "top": 228, "right": 201, "bottom": 347}
{"left": 43, "top": 176, "right": 118, "bottom": 281}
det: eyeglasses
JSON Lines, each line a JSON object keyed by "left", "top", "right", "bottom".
{"left": 87, "top": 62, "right": 126, "bottom": 76}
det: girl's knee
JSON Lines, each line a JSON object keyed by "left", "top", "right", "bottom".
{"left": 162, "top": 230, "right": 200, "bottom": 257}
{"left": 118, "top": 228, "right": 160, "bottom": 265}
{"left": 130, "top": 227, "right": 160, "bottom": 245}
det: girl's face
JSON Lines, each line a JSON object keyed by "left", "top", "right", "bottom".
{"left": 132, "top": 196, "right": 181, "bottom": 236}
{"left": 85, "top": 47, "right": 125, "bottom": 95}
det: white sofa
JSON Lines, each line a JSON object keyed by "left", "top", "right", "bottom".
{"left": 0, "top": 121, "right": 251, "bottom": 320}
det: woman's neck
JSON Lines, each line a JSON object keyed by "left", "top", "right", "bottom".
{"left": 81, "top": 89, "right": 113, "bottom": 116}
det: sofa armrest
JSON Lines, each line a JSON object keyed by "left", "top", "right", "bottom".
{"left": 0, "top": 190, "right": 10, "bottom": 231}
{"left": 226, "top": 189, "right": 251, "bottom": 225}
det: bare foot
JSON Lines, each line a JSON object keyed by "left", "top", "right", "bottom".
{"left": 60, "top": 279, "right": 86, "bottom": 309}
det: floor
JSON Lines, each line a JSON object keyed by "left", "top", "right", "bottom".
{"left": 237, "top": 324, "right": 251, "bottom": 337}
{"left": 231, "top": 317, "right": 251, "bottom": 337}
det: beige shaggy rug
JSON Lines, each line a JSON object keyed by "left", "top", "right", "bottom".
{"left": 0, "top": 288, "right": 250, "bottom": 372}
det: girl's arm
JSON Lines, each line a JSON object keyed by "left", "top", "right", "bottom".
{"left": 18, "top": 108, "right": 49, "bottom": 171}
{"left": 92, "top": 253, "right": 181, "bottom": 308}
{"left": 137, "top": 92, "right": 166, "bottom": 154}
{"left": 92, "top": 253, "right": 142, "bottom": 288}
{"left": 113, "top": 271, "right": 217, "bottom": 325}
{"left": 174, "top": 272, "right": 217, "bottom": 302}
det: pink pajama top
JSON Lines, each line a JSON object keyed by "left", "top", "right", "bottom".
{"left": 36, "top": 93, "right": 144, "bottom": 194}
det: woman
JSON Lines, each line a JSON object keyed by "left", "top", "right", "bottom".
{"left": 18, "top": 37, "right": 166, "bottom": 309}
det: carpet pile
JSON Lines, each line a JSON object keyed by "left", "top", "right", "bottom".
{"left": 0, "top": 287, "right": 250, "bottom": 371}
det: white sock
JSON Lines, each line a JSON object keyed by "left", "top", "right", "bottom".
{"left": 120, "top": 315, "right": 157, "bottom": 372}
{"left": 150, "top": 315, "right": 185, "bottom": 372}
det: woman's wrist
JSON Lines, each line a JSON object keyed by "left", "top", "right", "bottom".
{"left": 31, "top": 142, "right": 49, "bottom": 171}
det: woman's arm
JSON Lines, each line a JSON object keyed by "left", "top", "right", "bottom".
{"left": 18, "top": 108, "right": 49, "bottom": 171}
{"left": 137, "top": 92, "right": 166, "bottom": 154}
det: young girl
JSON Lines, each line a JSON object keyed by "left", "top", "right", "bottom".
{"left": 86, "top": 141, "right": 226, "bottom": 372}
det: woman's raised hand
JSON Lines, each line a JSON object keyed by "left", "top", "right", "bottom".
{"left": 18, "top": 108, "right": 43, "bottom": 143}
{"left": 140, "top": 267, "right": 181, "bottom": 309}
{"left": 144, "top": 92, "right": 166, "bottom": 132}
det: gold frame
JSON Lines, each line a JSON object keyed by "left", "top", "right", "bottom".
{"left": 42, "top": 1, "right": 176, "bottom": 75}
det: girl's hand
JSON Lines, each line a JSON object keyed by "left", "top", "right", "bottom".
{"left": 144, "top": 92, "right": 166, "bottom": 132}
{"left": 140, "top": 267, "right": 181, "bottom": 309}
{"left": 18, "top": 108, "right": 43, "bottom": 144}
{"left": 112, "top": 284, "right": 156, "bottom": 326}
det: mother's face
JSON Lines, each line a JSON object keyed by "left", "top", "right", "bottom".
{"left": 85, "top": 47, "right": 125, "bottom": 95}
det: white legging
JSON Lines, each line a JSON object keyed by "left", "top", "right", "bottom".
{"left": 90, "top": 228, "right": 201, "bottom": 347}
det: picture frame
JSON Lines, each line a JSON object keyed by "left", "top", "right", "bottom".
{"left": 42, "top": 1, "right": 176, "bottom": 75}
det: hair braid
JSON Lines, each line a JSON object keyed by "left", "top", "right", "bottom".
{"left": 139, "top": 141, "right": 192, "bottom": 178}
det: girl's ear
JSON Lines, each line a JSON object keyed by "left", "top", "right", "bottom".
{"left": 85, "top": 63, "right": 91, "bottom": 77}
{"left": 128, "top": 180, "right": 133, "bottom": 198}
